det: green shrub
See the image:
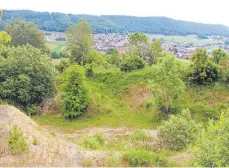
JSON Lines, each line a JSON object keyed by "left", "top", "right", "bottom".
{"left": 8, "top": 125, "right": 28, "bottom": 155}
{"left": 123, "top": 149, "right": 168, "bottom": 167}
{"left": 188, "top": 49, "right": 220, "bottom": 85}
{"left": 85, "top": 64, "right": 94, "bottom": 77}
{"left": 129, "top": 130, "right": 151, "bottom": 142}
{"left": 25, "top": 104, "right": 37, "bottom": 116}
{"left": 52, "top": 51, "right": 61, "bottom": 59}
{"left": 0, "top": 44, "right": 56, "bottom": 110}
{"left": 121, "top": 53, "right": 145, "bottom": 72}
{"left": 182, "top": 103, "right": 218, "bottom": 120}
{"left": 56, "top": 58, "right": 70, "bottom": 72}
{"left": 158, "top": 109, "right": 200, "bottom": 151}
{"left": 82, "top": 133, "right": 105, "bottom": 150}
{"left": 193, "top": 111, "right": 229, "bottom": 167}
{"left": 60, "top": 65, "right": 89, "bottom": 118}
{"left": 94, "top": 67, "right": 153, "bottom": 94}
{"left": 150, "top": 58, "right": 185, "bottom": 113}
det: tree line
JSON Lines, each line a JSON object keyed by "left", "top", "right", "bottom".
{"left": 2, "top": 10, "right": 229, "bottom": 37}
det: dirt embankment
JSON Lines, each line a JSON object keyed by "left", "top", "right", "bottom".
{"left": 0, "top": 105, "right": 82, "bottom": 166}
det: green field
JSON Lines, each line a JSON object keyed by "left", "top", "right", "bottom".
{"left": 147, "top": 34, "right": 219, "bottom": 45}
{"left": 46, "top": 41, "right": 67, "bottom": 53}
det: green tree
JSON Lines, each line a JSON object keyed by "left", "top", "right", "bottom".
{"left": 0, "top": 31, "right": 11, "bottom": 44}
{"left": 121, "top": 53, "right": 145, "bottom": 72}
{"left": 194, "top": 111, "right": 229, "bottom": 167}
{"left": 66, "top": 20, "right": 94, "bottom": 64}
{"left": 189, "top": 49, "right": 220, "bottom": 85}
{"left": 150, "top": 58, "right": 185, "bottom": 113}
{"left": 158, "top": 109, "right": 200, "bottom": 151}
{"left": 212, "top": 48, "right": 228, "bottom": 64}
{"left": 146, "top": 40, "right": 163, "bottom": 65}
{"left": 127, "top": 33, "right": 148, "bottom": 58}
{"left": 5, "top": 19, "right": 49, "bottom": 53}
{"left": 0, "top": 44, "right": 56, "bottom": 112}
{"left": 60, "top": 65, "right": 89, "bottom": 118}
{"left": 108, "top": 48, "right": 121, "bottom": 67}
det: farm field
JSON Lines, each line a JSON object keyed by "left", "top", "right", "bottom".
{"left": 46, "top": 41, "right": 67, "bottom": 53}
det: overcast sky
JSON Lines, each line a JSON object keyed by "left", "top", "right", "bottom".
{"left": 2, "top": 0, "right": 229, "bottom": 26}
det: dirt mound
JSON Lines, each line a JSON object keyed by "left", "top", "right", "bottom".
{"left": 0, "top": 105, "right": 81, "bottom": 166}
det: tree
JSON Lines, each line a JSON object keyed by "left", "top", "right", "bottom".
{"left": 121, "top": 53, "right": 145, "bottom": 72}
{"left": 0, "top": 31, "right": 11, "bottom": 44}
{"left": 158, "top": 109, "right": 200, "bottom": 151}
{"left": 146, "top": 40, "right": 163, "bottom": 65}
{"left": 4, "top": 19, "right": 49, "bottom": 53}
{"left": 0, "top": 44, "right": 56, "bottom": 113}
{"left": 194, "top": 111, "right": 229, "bottom": 167}
{"left": 66, "top": 20, "right": 94, "bottom": 64}
{"left": 212, "top": 48, "right": 228, "bottom": 64}
{"left": 60, "top": 65, "right": 89, "bottom": 118}
{"left": 108, "top": 48, "right": 121, "bottom": 67}
{"left": 150, "top": 58, "right": 185, "bottom": 113}
{"left": 189, "top": 49, "right": 220, "bottom": 85}
{"left": 127, "top": 33, "right": 148, "bottom": 59}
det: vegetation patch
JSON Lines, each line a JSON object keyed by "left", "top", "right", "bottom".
{"left": 82, "top": 133, "right": 105, "bottom": 150}
{"left": 8, "top": 125, "right": 28, "bottom": 155}
{"left": 123, "top": 149, "right": 169, "bottom": 167}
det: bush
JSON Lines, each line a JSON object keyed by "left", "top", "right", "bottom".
{"left": 82, "top": 133, "right": 105, "bottom": 150}
{"left": 123, "top": 149, "right": 168, "bottom": 167}
{"left": 129, "top": 130, "right": 151, "bottom": 142}
{"left": 52, "top": 51, "right": 61, "bottom": 59}
{"left": 8, "top": 125, "right": 28, "bottom": 155}
{"left": 194, "top": 111, "right": 229, "bottom": 166}
{"left": 0, "top": 44, "right": 56, "bottom": 111}
{"left": 189, "top": 49, "right": 220, "bottom": 85}
{"left": 158, "top": 109, "right": 200, "bottom": 151}
{"left": 60, "top": 50, "right": 70, "bottom": 58}
{"left": 60, "top": 65, "right": 89, "bottom": 118}
{"left": 150, "top": 58, "right": 185, "bottom": 113}
{"left": 56, "top": 58, "right": 70, "bottom": 72}
{"left": 121, "top": 53, "right": 145, "bottom": 72}
{"left": 85, "top": 64, "right": 94, "bottom": 77}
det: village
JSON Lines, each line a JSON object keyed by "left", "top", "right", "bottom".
{"left": 44, "top": 31, "right": 229, "bottom": 59}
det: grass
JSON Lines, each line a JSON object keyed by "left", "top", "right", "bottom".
{"left": 34, "top": 64, "right": 229, "bottom": 133}
{"left": 8, "top": 125, "right": 28, "bottom": 155}
{"left": 82, "top": 133, "right": 105, "bottom": 150}
{"left": 123, "top": 149, "right": 169, "bottom": 167}
{"left": 46, "top": 41, "right": 67, "bottom": 53}
{"left": 147, "top": 34, "right": 220, "bottom": 45}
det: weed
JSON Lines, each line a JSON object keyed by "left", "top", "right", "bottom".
{"left": 82, "top": 133, "right": 105, "bottom": 150}
{"left": 123, "top": 149, "right": 168, "bottom": 167}
{"left": 8, "top": 125, "right": 28, "bottom": 155}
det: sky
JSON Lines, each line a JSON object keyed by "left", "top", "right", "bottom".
{"left": 1, "top": 0, "right": 229, "bottom": 26}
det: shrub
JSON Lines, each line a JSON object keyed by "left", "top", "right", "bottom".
{"left": 188, "top": 49, "right": 220, "bottom": 85}
{"left": 60, "top": 65, "right": 89, "bottom": 118}
{"left": 129, "top": 130, "right": 151, "bottom": 142}
{"left": 52, "top": 51, "right": 61, "bottom": 59}
{"left": 158, "top": 109, "right": 200, "bottom": 151}
{"left": 121, "top": 53, "right": 145, "bottom": 72}
{"left": 150, "top": 58, "right": 185, "bottom": 113}
{"left": 0, "top": 44, "right": 56, "bottom": 111}
{"left": 123, "top": 149, "right": 168, "bottom": 167}
{"left": 56, "top": 58, "right": 70, "bottom": 72}
{"left": 8, "top": 125, "right": 28, "bottom": 155}
{"left": 194, "top": 111, "right": 229, "bottom": 167}
{"left": 85, "top": 64, "right": 94, "bottom": 77}
{"left": 82, "top": 133, "right": 105, "bottom": 150}
{"left": 60, "top": 50, "right": 70, "bottom": 58}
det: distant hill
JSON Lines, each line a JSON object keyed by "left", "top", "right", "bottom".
{"left": 2, "top": 10, "right": 229, "bottom": 37}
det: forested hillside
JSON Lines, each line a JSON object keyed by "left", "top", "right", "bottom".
{"left": 2, "top": 10, "right": 229, "bottom": 37}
